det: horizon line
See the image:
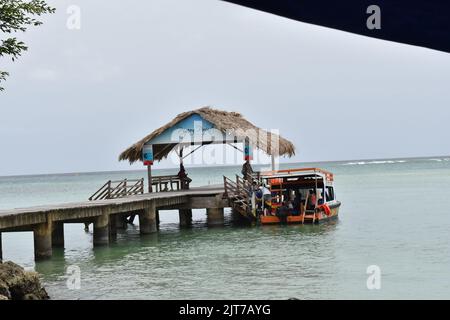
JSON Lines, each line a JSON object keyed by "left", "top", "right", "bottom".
{"left": 0, "top": 154, "right": 449, "bottom": 179}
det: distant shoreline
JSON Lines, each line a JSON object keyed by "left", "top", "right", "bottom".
{"left": 0, "top": 154, "right": 449, "bottom": 179}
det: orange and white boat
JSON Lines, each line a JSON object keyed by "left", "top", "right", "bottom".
{"left": 257, "top": 168, "right": 341, "bottom": 225}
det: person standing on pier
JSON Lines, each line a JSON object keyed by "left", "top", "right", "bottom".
{"left": 241, "top": 160, "right": 254, "bottom": 183}
{"left": 178, "top": 163, "right": 192, "bottom": 190}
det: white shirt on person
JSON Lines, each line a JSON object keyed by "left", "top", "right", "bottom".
{"left": 260, "top": 186, "right": 271, "bottom": 196}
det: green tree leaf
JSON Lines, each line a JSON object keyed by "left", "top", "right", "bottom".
{"left": 0, "top": 0, "right": 55, "bottom": 91}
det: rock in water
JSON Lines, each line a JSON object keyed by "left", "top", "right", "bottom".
{"left": 0, "top": 261, "right": 49, "bottom": 300}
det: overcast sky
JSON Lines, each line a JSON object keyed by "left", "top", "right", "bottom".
{"left": 1, "top": 0, "right": 449, "bottom": 176}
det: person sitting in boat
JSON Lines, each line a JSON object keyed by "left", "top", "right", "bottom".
{"left": 307, "top": 189, "right": 317, "bottom": 210}
{"left": 317, "top": 192, "right": 324, "bottom": 205}
{"left": 292, "top": 191, "right": 302, "bottom": 216}
{"left": 276, "top": 201, "right": 292, "bottom": 223}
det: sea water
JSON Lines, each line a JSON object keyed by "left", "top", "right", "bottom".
{"left": 1, "top": 157, "right": 449, "bottom": 299}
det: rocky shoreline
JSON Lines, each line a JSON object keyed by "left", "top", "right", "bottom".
{"left": 0, "top": 261, "right": 49, "bottom": 300}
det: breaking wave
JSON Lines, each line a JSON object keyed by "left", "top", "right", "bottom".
{"left": 343, "top": 160, "right": 407, "bottom": 166}
{"left": 428, "top": 158, "right": 450, "bottom": 162}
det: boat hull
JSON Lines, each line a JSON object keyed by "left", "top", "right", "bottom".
{"left": 260, "top": 201, "right": 341, "bottom": 225}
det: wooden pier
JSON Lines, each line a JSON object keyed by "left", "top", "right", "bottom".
{"left": 0, "top": 107, "right": 298, "bottom": 262}
{"left": 0, "top": 185, "right": 227, "bottom": 261}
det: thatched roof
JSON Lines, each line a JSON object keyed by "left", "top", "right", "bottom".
{"left": 119, "top": 107, "right": 296, "bottom": 164}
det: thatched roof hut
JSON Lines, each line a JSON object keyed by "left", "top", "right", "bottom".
{"left": 119, "top": 107, "right": 295, "bottom": 164}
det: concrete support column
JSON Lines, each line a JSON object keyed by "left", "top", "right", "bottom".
{"left": 0, "top": 232, "right": 3, "bottom": 262}
{"left": 207, "top": 208, "right": 225, "bottom": 227}
{"left": 94, "top": 213, "right": 110, "bottom": 246}
{"left": 109, "top": 215, "right": 117, "bottom": 242}
{"left": 139, "top": 202, "right": 157, "bottom": 235}
{"left": 179, "top": 209, "right": 192, "bottom": 228}
{"left": 34, "top": 220, "right": 53, "bottom": 261}
{"left": 156, "top": 210, "right": 160, "bottom": 229}
{"left": 115, "top": 213, "right": 128, "bottom": 230}
{"left": 52, "top": 222, "right": 64, "bottom": 248}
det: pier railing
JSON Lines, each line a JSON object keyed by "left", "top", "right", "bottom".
{"left": 151, "top": 175, "right": 187, "bottom": 192}
{"left": 89, "top": 178, "right": 144, "bottom": 201}
{"left": 223, "top": 175, "right": 252, "bottom": 217}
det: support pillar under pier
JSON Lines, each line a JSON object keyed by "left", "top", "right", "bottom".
{"left": 94, "top": 213, "right": 110, "bottom": 246}
{"left": 139, "top": 202, "right": 157, "bottom": 235}
{"left": 34, "top": 221, "right": 53, "bottom": 261}
{"left": 207, "top": 208, "right": 225, "bottom": 227}
{"left": 156, "top": 210, "right": 160, "bottom": 229}
{"left": 52, "top": 222, "right": 64, "bottom": 248}
{"left": 109, "top": 215, "right": 117, "bottom": 242}
{"left": 179, "top": 209, "right": 192, "bottom": 228}
{"left": 0, "top": 232, "right": 2, "bottom": 262}
{"left": 115, "top": 213, "right": 128, "bottom": 230}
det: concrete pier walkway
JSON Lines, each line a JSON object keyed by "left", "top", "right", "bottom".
{"left": 0, "top": 185, "right": 227, "bottom": 261}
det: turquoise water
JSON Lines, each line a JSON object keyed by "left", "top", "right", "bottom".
{"left": 1, "top": 157, "right": 450, "bottom": 299}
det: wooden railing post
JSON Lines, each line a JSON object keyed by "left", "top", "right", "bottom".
{"left": 90, "top": 175, "right": 189, "bottom": 201}
{"left": 147, "top": 165, "right": 153, "bottom": 193}
{"left": 107, "top": 180, "right": 111, "bottom": 199}
{"left": 223, "top": 176, "right": 227, "bottom": 195}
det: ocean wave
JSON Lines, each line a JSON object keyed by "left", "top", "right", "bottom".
{"left": 428, "top": 158, "right": 450, "bottom": 162}
{"left": 343, "top": 160, "right": 407, "bottom": 166}
{"left": 343, "top": 161, "right": 367, "bottom": 166}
